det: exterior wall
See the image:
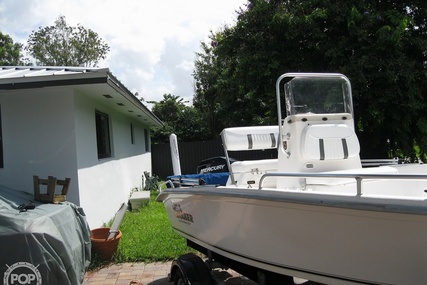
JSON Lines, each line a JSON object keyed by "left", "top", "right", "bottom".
{"left": 0, "top": 87, "right": 79, "bottom": 202}
{"left": 74, "top": 92, "right": 152, "bottom": 228}
{"left": 0, "top": 86, "right": 154, "bottom": 228}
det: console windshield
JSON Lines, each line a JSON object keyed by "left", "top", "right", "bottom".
{"left": 283, "top": 76, "right": 353, "bottom": 116}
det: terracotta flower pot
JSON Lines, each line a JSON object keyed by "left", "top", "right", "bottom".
{"left": 91, "top": 227, "right": 122, "bottom": 260}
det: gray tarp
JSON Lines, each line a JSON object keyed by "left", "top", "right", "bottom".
{"left": 0, "top": 185, "right": 91, "bottom": 285}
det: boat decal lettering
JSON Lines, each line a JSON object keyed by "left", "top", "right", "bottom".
{"left": 200, "top": 164, "right": 225, "bottom": 174}
{"left": 172, "top": 203, "right": 194, "bottom": 223}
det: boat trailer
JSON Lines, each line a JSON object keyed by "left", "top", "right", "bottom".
{"left": 168, "top": 240, "right": 294, "bottom": 285}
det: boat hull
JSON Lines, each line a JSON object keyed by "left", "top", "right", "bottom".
{"left": 159, "top": 187, "right": 427, "bottom": 285}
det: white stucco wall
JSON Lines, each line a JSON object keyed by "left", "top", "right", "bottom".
{"left": 74, "top": 92, "right": 152, "bottom": 228}
{"left": 0, "top": 86, "right": 154, "bottom": 228}
{"left": 0, "top": 87, "right": 79, "bottom": 202}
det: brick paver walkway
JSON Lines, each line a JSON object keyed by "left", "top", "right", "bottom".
{"left": 83, "top": 261, "right": 258, "bottom": 285}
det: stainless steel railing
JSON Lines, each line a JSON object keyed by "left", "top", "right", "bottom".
{"left": 259, "top": 172, "right": 427, "bottom": 196}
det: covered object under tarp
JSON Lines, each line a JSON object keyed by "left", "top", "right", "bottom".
{"left": 0, "top": 185, "right": 91, "bottom": 285}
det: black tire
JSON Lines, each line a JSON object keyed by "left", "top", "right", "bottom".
{"left": 174, "top": 268, "right": 189, "bottom": 285}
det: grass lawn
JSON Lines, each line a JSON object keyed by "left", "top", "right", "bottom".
{"left": 89, "top": 190, "right": 194, "bottom": 270}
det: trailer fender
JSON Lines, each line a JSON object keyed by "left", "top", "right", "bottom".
{"left": 169, "top": 253, "right": 214, "bottom": 285}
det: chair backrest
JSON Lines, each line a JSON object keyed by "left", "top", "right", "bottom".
{"left": 33, "top": 175, "right": 71, "bottom": 203}
{"left": 302, "top": 124, "right": 360, "bottom": 160}
{"left": 221, "top": 126, "right": 279, "bottom": 151}
{"left": 221, "top": 126, "right": 279, "bottom": 185}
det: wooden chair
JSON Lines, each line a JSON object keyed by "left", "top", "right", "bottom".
{"left": 33, "top": 175, "right": 71, "bottom": 203}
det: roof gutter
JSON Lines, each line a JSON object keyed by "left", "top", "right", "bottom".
{"left": 0, "top": 76, "right": 107, "bottom": 90}
{"left": 0, "top": 67, "right": 164, "bottom": 128}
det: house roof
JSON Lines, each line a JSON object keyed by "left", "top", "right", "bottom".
{"left": 0, "top": 66, "right": 163, "bottom": 127}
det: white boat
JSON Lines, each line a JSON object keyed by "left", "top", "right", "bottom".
{"left": 157, "top": 73, "right": 427, "bottom": 285}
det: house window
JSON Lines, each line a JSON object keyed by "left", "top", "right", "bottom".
{"left": 95, "top": 110, "right": 111, "bottom": 159}
{"left": 130, "top": 123, "right": 135, "bottom": 144}
{"left": 144, "top": 129, "right": 149, "bottom": 152}
{"left": 0, "top": 106, "right": 3, "bottom": 168}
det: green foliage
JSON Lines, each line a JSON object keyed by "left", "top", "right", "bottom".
{"left": 193, "top": 41, "right": 222, "bottom": 139}
{"left": 193, "top": 0, "right": 427, "bottom": 159}
{"left": 26, "top": 15, "right": 110, "bottom": 67}
{"left": 150, "top": 94, "right": 209, "bottom": 144}
{"left": 0, "top": 32, "right": 27, "bottom": 65}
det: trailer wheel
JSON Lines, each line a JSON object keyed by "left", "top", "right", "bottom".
{"left": 170, "top": 253, "right": 213, "bottom": 285}
{"left": 174, "top": 268, "right": 188, "bottom": 285}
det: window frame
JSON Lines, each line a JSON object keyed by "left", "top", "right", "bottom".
{"left": 0, "top": 105, "right": 3, "bottom": 168}
{"left": 130, "top": 123, "right": 135, "bottom": 145}
{"left": 144, "top": 129, "right": 149, "bottom": 152}
{"left": 95, "top": 110, "right": 112, "bottom": 159}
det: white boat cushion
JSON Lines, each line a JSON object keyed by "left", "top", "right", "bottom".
{"left": 302, "top": 124, "right": 360, "bottom": 160}
{"left": 222, "top": 126, "right": 279, "bottom": 151}
{"left": 231, "top": 159, "right": 278, "bottom": 174}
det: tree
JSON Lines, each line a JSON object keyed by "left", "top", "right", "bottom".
{"left": 193, "top": 37, "right": 222, "bottom": 139}
{"left": 193, "top": 0, "right": 427, "bottom": 159}
{"left": 0, "top": 32, "right": 27, "bottom": 65}
{"left": 150, "top": 94, "right": 209, "bottom": 144}
{"left": 26, "top": 15, "right": 110, "bottom": 67}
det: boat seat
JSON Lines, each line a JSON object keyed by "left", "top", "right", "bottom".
{"left": 231, "top": 159, "right": 277, "bottom": 174}
{"left": 230, "top": 159, "right": 277, "bottom": 187}
{"left": 221, "top": 126, "right": 279, "bottom": 187}
{"left": 302, "top": 124, "right": 359, "bottom": 160}
{"left": 222, "top": 126, "right": 279, "bottom": 151}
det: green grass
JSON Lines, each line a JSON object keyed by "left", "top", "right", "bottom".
{"left": 115, "top": 191, "right": 193, "bottom": 262}
{"left": 89, "top": 190, "right": 194, "bottom": 270}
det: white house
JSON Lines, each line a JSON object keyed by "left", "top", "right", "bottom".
{"left": 0, "top": 66, "right": 163, "bottom": 227}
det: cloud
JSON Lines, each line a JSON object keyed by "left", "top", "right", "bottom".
{"left": 0, "top": 0, "right": 247, "bottom": 105}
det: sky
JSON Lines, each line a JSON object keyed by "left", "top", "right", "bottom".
{"left": 0, "top": 0, "right": 247, "bottom": 107}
